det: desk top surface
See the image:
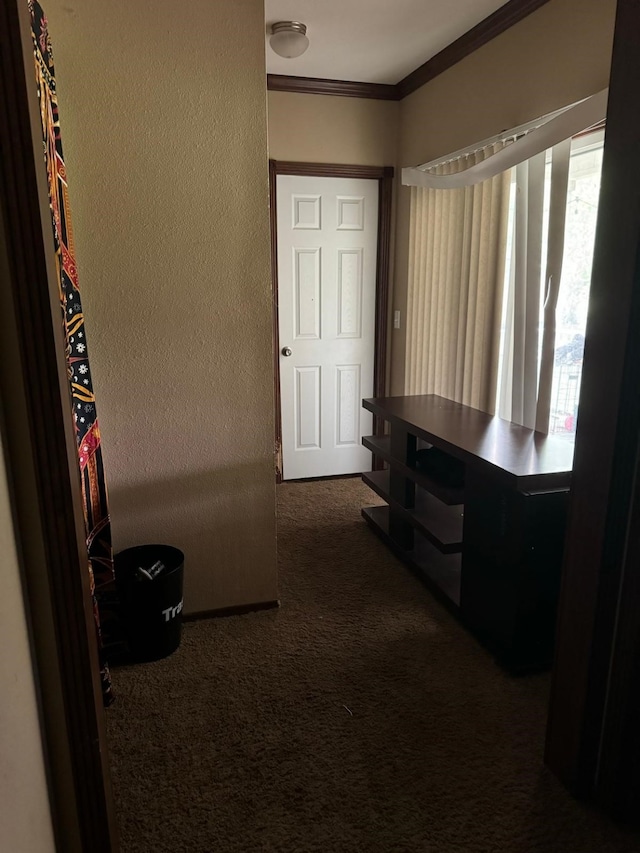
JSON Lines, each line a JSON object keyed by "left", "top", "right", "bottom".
{"left": 363, "top": 394, "right": 574, "bottom": 485}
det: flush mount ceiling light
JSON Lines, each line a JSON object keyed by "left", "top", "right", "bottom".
{"left": 269, "top": 21, "right": 309, "bottom": 59}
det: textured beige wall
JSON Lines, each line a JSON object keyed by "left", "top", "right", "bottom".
{"left": 0, "top": 434, "right": 56, "bottom": 853}
{"left": 390, "top": 0, "right": 617, "bottom": 393}
{"left": 268, "top": 91, "right": 399, "bottom": 165}
{"left": 46, "top": 0, "right": 277, "bottom": 612}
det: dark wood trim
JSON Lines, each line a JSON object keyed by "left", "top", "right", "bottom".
{"left": 0, "top": 2, "right": 116, "bottom": 850}
{"left": 183, "top": 600, "right": 280, "bottom": 622}
{"left": 272, "top": 161, "right": 392, "bottom": 180}
{"left": 545, "top": 0, "right": 640, "bottom": 818}
{"left": 267, "top": 74, "right": 400, "bottom": 101}
{"left": 269, "top": 161, "right": 394, "bottom": 482}
{"left": 595, "top": 431, "right": 640, "bottom": 819}
{"left": 374, "top": 167, "right": 394, "bottom": 396}
{"left": 269, "top": 159, "right": 283, "bottom": 484}
{"left": 268, "top": 0, "right": 553, "bottom": 103}
{"left": 398, "top": 0, "right": 552, "bottom": 97}
{"left": 374, "top": 167, "right": 394, "bottom": 456}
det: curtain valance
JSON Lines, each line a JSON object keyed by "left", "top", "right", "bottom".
{"left": 402, "top": 89, "right": 607, "bottom": 190}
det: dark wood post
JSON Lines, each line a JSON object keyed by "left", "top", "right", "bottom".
{"left": 545, "top": 0, "right": 640, "bottom": 818}
{"left": 0, "top": 1, "right": 117, "bottom": 848}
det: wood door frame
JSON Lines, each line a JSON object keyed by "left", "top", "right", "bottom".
{"left": 0, "top": 2, "right": 117, "bottom": 849}
{"left": 270, "top": 160, "right": 394, "bottom": 483}
{"left": 545, "top": 0, "right": 640, "bottom": 819}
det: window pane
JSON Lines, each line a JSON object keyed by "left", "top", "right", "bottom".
{"left": 548, "top": 135, "right": 604, "bottom": 436}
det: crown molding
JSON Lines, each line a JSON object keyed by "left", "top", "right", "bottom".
{"left": 398, "top": 0, "right": 552, "bottom": 98}
{"left": 267, "top": 74, "right": 400, "bottom": 100}
{"left": 267, "top": 0, "right": 553, "bottom": 102}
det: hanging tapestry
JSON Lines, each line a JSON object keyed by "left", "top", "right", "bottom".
{"left": 30, "top": 0, "right": 118, "bottom": 706}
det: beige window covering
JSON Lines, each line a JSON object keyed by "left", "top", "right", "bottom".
{"left": 535, "top": 139, "right": 572, "bottom": 432}
{"left": 511, "top": 152, "right": 546, "bottom": 428}
{"left": 405, "top": 143, "right": 511, "bottom": 413}
{"left": 403, "top": 89, "right": 607, "bottom": 190}
{"left": 405, "top": 95, "right": 602, "bottom": 431}
{"left": 498, "top": 140, "right": 572, "bottom": 429}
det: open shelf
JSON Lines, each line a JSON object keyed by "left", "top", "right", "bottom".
{"left": 360, "top": 395, "right": 573, "bottom": 672}
{"left": 362, "top": 434, "right": 391, "bottom": 460}
{"left": 362, "top": 470, "right": 463, "bottom": 554}
{"left": 361, "top": 469, "right": 390, "bottom": 502}
{"left": 362, "top": 435, "right": 464, "bottom": 506}
{"left": 362, "top": 505, "right": 461, "bottom": 607}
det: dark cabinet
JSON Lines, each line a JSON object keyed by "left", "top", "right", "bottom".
{"left": 360, "top": 394, "right": 573, "bottom": 671}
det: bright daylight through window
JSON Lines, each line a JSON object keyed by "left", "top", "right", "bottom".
{"left": 496, "top": 129, "right": 604, "bottom": 436}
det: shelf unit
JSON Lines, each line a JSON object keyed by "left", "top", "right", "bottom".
{"left": 362, "top": 435, "right": 464, "bottom": 505}
{"left": 360, "top": 394, "right": 574, "bottom": 670}
{"left": 362, "top": 470, "right": 463, "bottom": 554}
{"left": 362, "top": 505, "right": 462, "bottom": 606}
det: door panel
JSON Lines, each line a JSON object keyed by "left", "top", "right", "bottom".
{"left": 293, "top": 248, "right": 321, "bottom": 339}
{"left": 336, "top": 364, "right": 361, "bottom": 446}
{"left": 294, "top": 365, "right": 321, "bottom": 450}
{"left": 277, "top": 175, "right": 377, "bottom": 480}
{"left": 337, "top": 249, "right": 363, "bottom": 338}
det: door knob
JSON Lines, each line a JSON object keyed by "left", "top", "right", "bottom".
{"left": 281, "top": 346, "right": 292, "bottom": 357}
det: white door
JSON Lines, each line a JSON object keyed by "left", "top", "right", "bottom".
{"left": 277, "top": 174, "right": 378, "bottom": 480}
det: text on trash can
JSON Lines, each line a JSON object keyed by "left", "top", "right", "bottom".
{"left": 162, "top": 599, "right": 183, "bottom": 622}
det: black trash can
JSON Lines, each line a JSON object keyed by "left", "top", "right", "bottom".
{"left": 114, "top": 544, "right": 184, "bottom": 662}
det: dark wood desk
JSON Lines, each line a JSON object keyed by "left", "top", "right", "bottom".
{"left": 361, "top": 394, "right": 574, "bottom": 670}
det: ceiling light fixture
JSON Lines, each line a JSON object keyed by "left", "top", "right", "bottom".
{"left": 269, "top": 21, "right": 309, "bottom": 59}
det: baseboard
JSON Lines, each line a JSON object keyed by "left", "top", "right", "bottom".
{"left": 285, "top": 473, "right": 362, "bottom": 484}
{"left": 183, "top": 600, "right": 280, "bottom": 622}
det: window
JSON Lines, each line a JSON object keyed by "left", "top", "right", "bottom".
{"left": 549, "top": 131, "right": 603, "bottom": 435}
{"left": 496, "top": 129, "right": 604, "bottom": 434}
{"left": 402, "top": 92, "right": 607, "bottom": 432}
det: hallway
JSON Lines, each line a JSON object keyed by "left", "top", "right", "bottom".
{"left": 106, "top": 479, "right": 639, "bottom": 852}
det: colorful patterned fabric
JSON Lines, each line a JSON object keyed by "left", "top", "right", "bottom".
{"left": 30, "top": 1, "right": 118, "bottom": 705}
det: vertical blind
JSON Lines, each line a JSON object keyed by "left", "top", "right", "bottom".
{"left": 497, "top": 140, "right": 572, "bottom": 428}
{"left": 405, "top": 143, "right": 511, "bottom": 414}
{"left": 402, "top": 91, "right": 606, "bottom": 432}
{"left": 535, "top": 139, "right": 571, "bottom": 432}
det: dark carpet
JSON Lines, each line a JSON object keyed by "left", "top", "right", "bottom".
{"left": 107, "top": 478, "right": 640, "bottom": 852}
